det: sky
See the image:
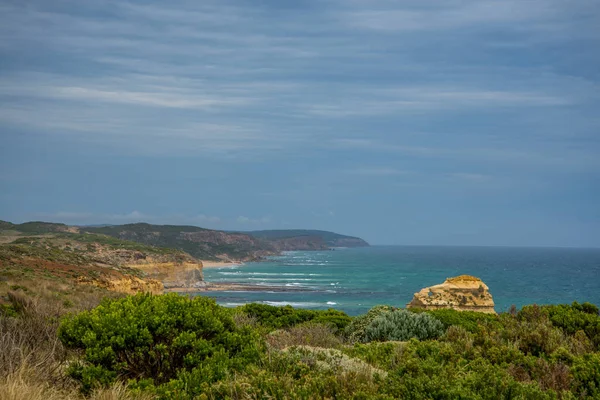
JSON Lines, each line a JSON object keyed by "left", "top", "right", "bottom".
{"left": 0, "top": 0, "right": 599, "bottom": 247}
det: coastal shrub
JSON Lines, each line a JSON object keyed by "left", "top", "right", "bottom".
{"left": 347, "top": 339, "right": 559, "bottom": 399}
{"left": 240, "top": 303, "right": 351, "bottom": 331}
{"left": 59, "top": 293, "right": 263, "bottom": 393}
{"left": 571, "top": 353, "right": 600, "bottom": 397}
{"left": 521, "top": 303, "right": 600, "bottom": 349}
{"left": 411, "top": 308, "right": 501, "bottom": 333}
{"left": 344, "top": 305, "right": 394, "bottom": 342}
{"left": 201, "top": 348, "right": 387, "bottom": 399}
{"left": 364, "top": 309, "right": 444, "bottom": 342}
{"left": 266, "top": 322, "right": 342, "bottom": 350}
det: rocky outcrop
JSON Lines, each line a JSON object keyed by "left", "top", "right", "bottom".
{"left": 78, "top": 274, "right": 163, "bottom": 295}
{"left": 407, "top": 275, "right": 496, "bottom": 314}
{"left": 126, "top": 261, "right": 204, "bottom": 289}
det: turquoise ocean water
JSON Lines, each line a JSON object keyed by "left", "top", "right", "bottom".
{"left": 197, "top": 246, "right": 600, "bottom": 316}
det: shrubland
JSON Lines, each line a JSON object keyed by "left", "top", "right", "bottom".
{"left": 1, "top": 279, "right": 600, "bottom": 399}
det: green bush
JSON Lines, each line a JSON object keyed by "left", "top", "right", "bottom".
{"left": 364, "top": 309, "right": 444, "bottom": 342}
{"left": 520, "top": 302, "right": 600, "bottom": 349}
{"left": 571, "top": 353, "right": 600, "bottom": 397}
{"left": 344, "top": 305, "right": 394, "bottom": 342}
{"left": 411, "top": 308, "right": 501, "bottom": 333}
{"left": 240, "top": 303, "right": 351, "bottom": 331}
{"left": 59, "top": 293, "right": 263, "bottom": 393}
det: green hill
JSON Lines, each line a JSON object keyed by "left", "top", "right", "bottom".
{"left": 0, "top": 220, "right": 369, "bottom": 262}
{"left": 81, "top": 223, "right": 275, "bottom": 261}
{"left": 248, "top": 229, "right": 369, "bottom": 248}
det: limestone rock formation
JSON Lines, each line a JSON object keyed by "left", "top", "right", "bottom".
{"left": 126, "top": 261, "right": 204, "bottom": 289}
{"left": 407, "top": 275, "right": 496, "bottom": 314}
{"left": 76, "top": 271, "right": 163, "bottom": 295}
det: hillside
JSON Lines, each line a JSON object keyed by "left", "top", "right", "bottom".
{"left": 248, "top": 229, "right": 369, "bottom": 248}
{"left": 81, "top": 223, "right": 276, "bottom": 261}
{"left": 0, "top": 221, "right": 205, "bottom": 292}
{"left": 1, "top": 220, "right": 370, "bottom": 262}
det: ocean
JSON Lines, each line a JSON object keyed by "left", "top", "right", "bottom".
{"left": 197, "top": 246, "right": 600, "bottom": 316}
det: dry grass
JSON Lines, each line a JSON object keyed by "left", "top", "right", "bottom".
{"left": 0, "top": 291, "right": 69, "bottom": 383}
{"left": 266, "top": 323, "right": 343, "bottom": 350}
{"left": 0, "top": 272, "right": 133, "bottom": 398}
{"left": 0, "top": 368, "right": 156, "bottom": 400}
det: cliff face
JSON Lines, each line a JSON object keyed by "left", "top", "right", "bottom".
{"left": 407, "top": 275, "right": 496, "bottom": 314}
{"left": 126, "top": 261, "right": 204, "bottom": 289}
{"left": 77, "top": 272, "right": 163, "bottom": 295}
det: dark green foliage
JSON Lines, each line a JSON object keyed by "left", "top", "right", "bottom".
{"left": 411, "top": 307, "right": 501, "bottom": 333}
{"left": 241, "top": 303, "right": 351, "bottom": 331}
{"left": 343, "top": 340, "right": 557, "bottom": 399}
{"left": 9, "top": 221, "right": 68, "bottom": 233}
{"left": 364, "top": 310, "right": 444, "bottom": 342}
{"left": 571, "top": 353, "right": 600, "bottom": 397}
{"left": 520, "top": 302, "right": 600, "bottom": 349}
{"left": 59, "top": 293, "right": 263, "bottom": 393}
{"left": 40, "top": 293, "right": 600, "bottom": 398}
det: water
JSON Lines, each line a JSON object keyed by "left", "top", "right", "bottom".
{"left": 197, "top": 246, "right": 600, "bottom": 315}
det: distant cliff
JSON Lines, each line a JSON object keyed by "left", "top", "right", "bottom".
{"left": 248, "top": 230, "right": 369, "bottom": 249}
{"left": 81, "top": 224, "right": 369, "bottom": 260}
{"left": 0, "top": 220, "right": 369, "bottom": 263}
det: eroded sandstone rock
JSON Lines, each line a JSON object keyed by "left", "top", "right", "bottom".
{"left": 126, "top": 261, "right": 204, "bottom": 289}
{"left": 407, "top": 275, "right": 496, "bottom": 314}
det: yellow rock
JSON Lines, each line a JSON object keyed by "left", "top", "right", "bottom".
{"left": 407, "top": 275, "right": 496, "bottom": 314}
{"left": 126, "top": 261, "right": 204, "bottom": 289}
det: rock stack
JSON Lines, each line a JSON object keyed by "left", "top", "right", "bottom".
{"left": 407, "top": 275, "right": 496, "bottom": 314}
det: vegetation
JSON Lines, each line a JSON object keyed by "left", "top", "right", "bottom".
{"left": 363, "top": 309, "right": 445, "bottom": 342}
{"left": 241, "top": 303, "right": 352, "bottom": 331}
{"left": 1, "top": 219, "right": 370, "bottom": 262}
{"left": 1, "top": 235, "right": 599, "bottom": 399}
{"left": 248, "top": 229, "right": 369, "bottom": 247}
{"left": 59, "top": 294, "right": 263, "bottom": 395}
{"left": 81, "top": 223, "right": 276, "bottom": 261}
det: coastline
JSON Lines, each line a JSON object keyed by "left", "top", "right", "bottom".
{"left": 201, "top": 260, "right": 245, "bottom": 268}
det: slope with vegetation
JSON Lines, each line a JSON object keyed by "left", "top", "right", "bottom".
{"left": 2, "top": 220, "right": 371, "bottom": 263}
{"left": 249, "top": 229, "right": 370, "bottom": 250}
{"left": 81, "top": 223, "right": 276, "bottom": 262}
{"left": 0, "top": 221, "right": 206, "bottom": 295}
{"left": 2, "top": 273, "right": 600, "bottom": 399}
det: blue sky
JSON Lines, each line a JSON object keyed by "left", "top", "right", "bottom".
{"left": 1, "top": 0, "right": 599, "bottom": 247}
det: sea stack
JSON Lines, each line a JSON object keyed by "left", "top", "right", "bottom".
{"left": 407, "top": 275, "right": 496, "bottom": 314}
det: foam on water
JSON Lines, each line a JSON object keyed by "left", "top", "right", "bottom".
{"left": 199, "top": 246, "right": 600, "bottom": 316}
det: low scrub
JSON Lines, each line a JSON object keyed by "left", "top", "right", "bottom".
{"left": 266, "top": 322, "right": 343, "bottom": 350}
{"left": 240, "top": 303, "right": 351, "bottom": 331}
{"left": 344, "top": 305, "right": 395, "bottom": 342}
{"left": 58, "top": 293, "right": 263, "bottom": 394}
{"left": 363, "top": 309, "right": 445, "bottom": 342}
{"left": 411, "top": 307, "right": 501, "bottom": 333}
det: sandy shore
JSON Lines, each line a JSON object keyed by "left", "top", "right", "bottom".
{"left": 200, "top": 260, "right": 244, "bottom": 268}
